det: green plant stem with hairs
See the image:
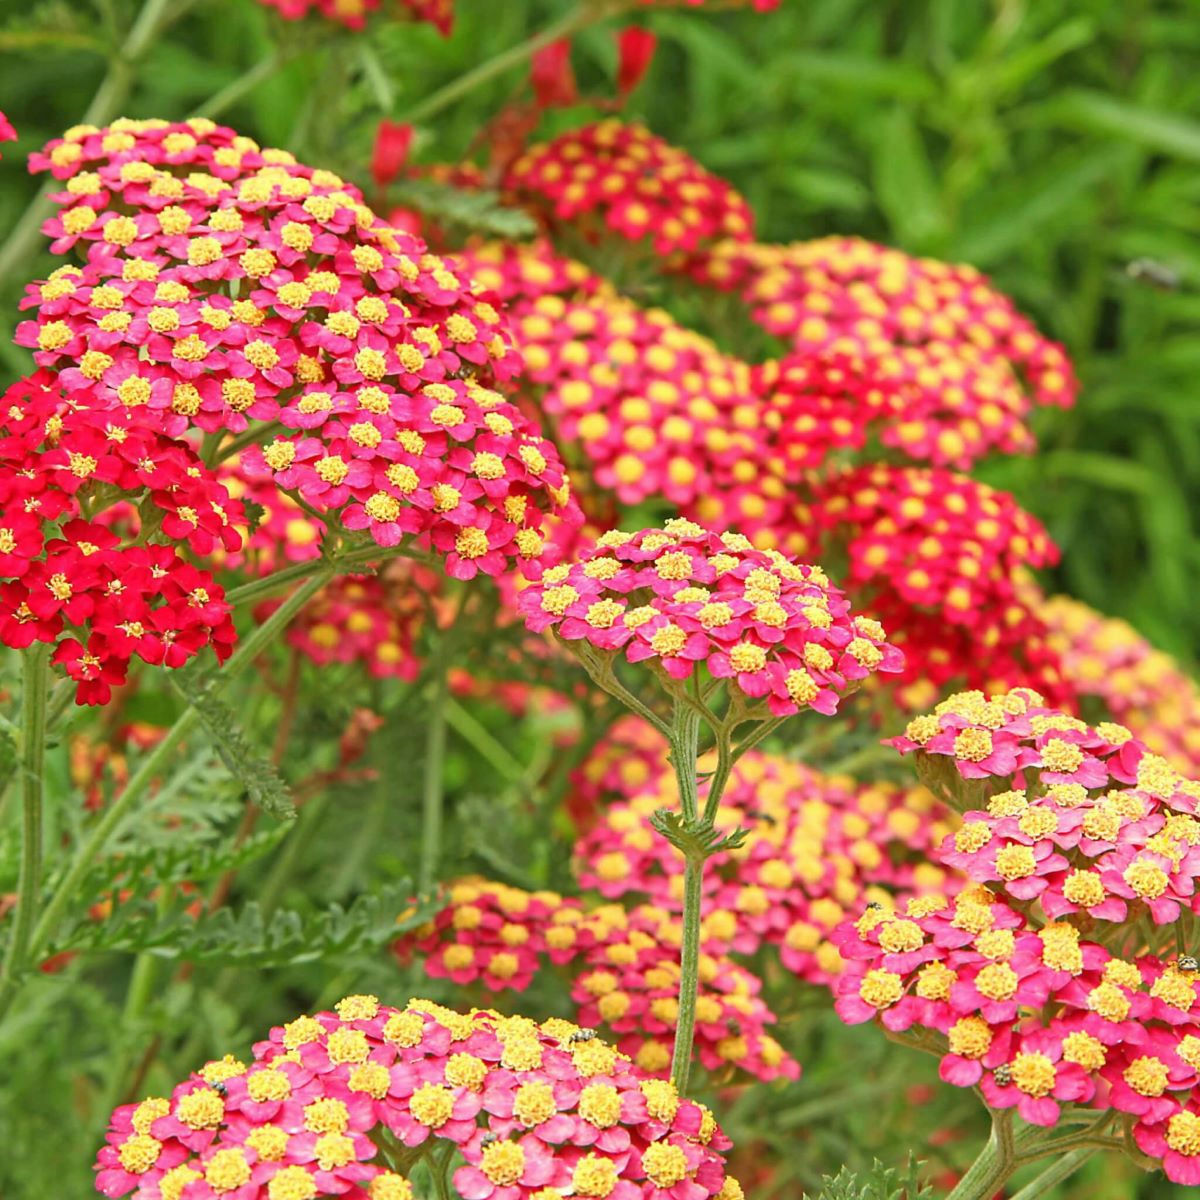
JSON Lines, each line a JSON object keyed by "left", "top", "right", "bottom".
{"left": 419, "top": 659, "right": 449, "bottom": 894}
{"left": 666, "top": 699, "right": 708, "bottom": 1093}
{"left": 0, "top": 645, "right": 51, "bottom": 1003}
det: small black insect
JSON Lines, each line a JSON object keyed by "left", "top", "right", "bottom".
{"left": 568, "top": 1028, "right": 598, "bottom": 1044}
{"left": 993, "top": 1064, "right": 1012, "bottom": 1087}
{"left": 865, "top": 901, "right": 883, "bottom": 911}
{"left": 725, "top": 1020, "right": 743, "bottom": 1037}
{"left": 480, "top": 1134, "right": 498, "bottom": 1147}
{"left": 1179, "top": 955, "right": 1200, "bottom": 972}
{"left": 212, "top": 1081, "right": 228, "bottom": 1097}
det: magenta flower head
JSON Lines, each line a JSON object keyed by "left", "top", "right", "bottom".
{"left": 519, "top": 519, "right": 900, "bottom": 1094}
{"left": 831, "top": 688, "right": 1200, "bottom": 1186}
{"left": 18, "top": 118, "right": 578, "bottom": 581}
{"left": 518, "top": 519, "right": 901, "bottom": 725}
{"left": 93, "top": 996, "right": 740, "bottom": 1200}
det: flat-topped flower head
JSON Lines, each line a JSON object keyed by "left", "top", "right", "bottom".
{"left": 94, "top": 997, "right": 737, "bottom": 1200}
{"left": 506, "top": 121, "right": 754, "bottom": 258}
{"left": 689, "top": 235, "right": 1077, "bottom": 414}
{"left": 18, "top": 118, "right": 577, "bottom": 576}
{"left": 518, "top": 521, "right": 901, "bottom": 717}
{"left": 0, "top": 372, "right": 237, "bottom": 703}
{"left": 834, "top": 688, "right": 1200, "bottom": 1183}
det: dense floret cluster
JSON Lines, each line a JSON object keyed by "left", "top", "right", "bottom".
{"left": 95, "top": 997, "right": 740, "bottom": 1200}
{"left": 835, "top": 688, "right": 1200, "bottom": 1182}
{"left": 19, "top": 118, "right": 577, "bottom": 577}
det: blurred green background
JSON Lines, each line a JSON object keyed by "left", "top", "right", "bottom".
{"left": 0, "top": 3, "right": 1198, "bottom": 1196}
{"left": 3, "top": 0, "right": 1198, "bottom": 663}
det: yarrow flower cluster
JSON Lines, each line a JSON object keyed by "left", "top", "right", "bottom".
{"left": 1041, "top": 593, "right": 1200, "bottom": 777}
{"left": 19, "top": 118, "right": 577, "bottom": 579}
{"left": 398, "top": 879, "right": 798, "bottom": 1083}
{"left": 255, "top": 0, "right": 453, "bottom": 34}
{"left": 0, "top": 372, "right": 238, "bottom": 703}
{"left": 95, "top": 996, "right": 741, "bottom": 1200}
{"left": 460, "top": 241, "right": 764, "bottom": 511}
{"left": 573, "top": 735, "right": 955, "bottom": 986}
{"left": 518, "top": 519, "right": 901, "bottom": 717}
{"left": 789, "top": 465, "right": 1068, "bottom": 707}
{"left": 505, "top": 122, "right": 754, "bottom": 258}
{"left": 689, "top": 236, "right": 1078, "bottom": 413}
{"left": 835, "top": 688, "right": 1200, "bottom": 1183}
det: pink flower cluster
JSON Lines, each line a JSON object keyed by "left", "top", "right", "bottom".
{"left": 18, "top": 118, "right": 577, "bottom": 578}
{"left": 573, "top": 735, "right": 955, "bottom": 986}
{"left": 834, "top": 688, "right": 1200, "bottom": 1184}
{"left": 690, "top": 235, "right": 1077, "bottom": 414}
{"left": 1041, "top": 593, "right": 1200, "bottom": 777}
{"left": 505, "top": 122, "right": 754, "bottom": 258}
{"left": 518, "top": 520, "right": 902, "bottom": 716}
{"left": 255, "top": 0, "right": 453, "bottom": 34}
{"left": 0, "top": 372, "right": 238, "bottom": 703}
{"left": 95, "top": 996, "right": 741, "bottom": 1200}
{"left": 398, "top": 879, "right": 798, "bottom": 1083}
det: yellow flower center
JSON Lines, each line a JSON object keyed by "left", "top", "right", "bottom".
{"left": 1011, "top": 1052, "right": 1056, "bottom": 1097}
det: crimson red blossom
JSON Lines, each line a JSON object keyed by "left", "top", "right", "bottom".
{"left": 255, "top": 0, "right": 453, "bottom": 33}
{"left": 506, "top": 121, "right": 754, "bottom": 258}
{"left": 0, "top": 372, "right": 238, "bottom": 703}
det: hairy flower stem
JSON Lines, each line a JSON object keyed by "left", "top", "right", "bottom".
{"left": 0, "top": 568, "right": 332, "bottom": 1027}
{"left": 0, "top": 0, "right": 175, "bottom": 288}
{"left": 667, "top": 701, "right": 707, "bottom": 1093}
{"left": 1007, "top": 1148, "right": 1097, "bottom": 1200}
{"left": 398, "top": 2, "right": 615, "bottom": 128}
{"left": 946, "top": 1110, "right": 1017, "bottom": 1200}
{"left": 419, "top": 660, "right": 450, "bottom": 894}
{"left": 0, "top": 646, "right": 51, "bottom": 1000}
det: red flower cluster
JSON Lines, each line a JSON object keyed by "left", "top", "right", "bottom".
{"left": 0, "top": 372, "right": 238, "bottom": 703}
{"left": 574, "top": 737, "right": 955, "bottom": 986}
{"left": 519, "top": 520, "right": 902, "bottom": 715}
{"left": 255, "top": 0, "right": 452, "bottom": 33}
{"left": 0, "top": 109, "right": 15, "bottom": 153}
{"left": 95, "top": 996, "right": 740, "bottom": 1200}
{"left": 836, "top": 688, "right": 1200, "bottom": 1183}
{"left": 400, "top": 879, "right": 797, "bottom": 1083}
{"left": 19, "top": 118, "right": 577, "bottom": 577}
{"left": 506, "top": 122, "right": 754, "bottom": 258}
{"left": 1041, "top": 593, "right": 1200, "bottom": 777}
{"left": 690, "top": 236, "right": 1077, "bottom": 412}
{"left": 791, "top": 465, "right": 1067, "bottom": 706}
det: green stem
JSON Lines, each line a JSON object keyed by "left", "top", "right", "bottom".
{"left": 444, "top": 698, "right": 525, "bottom": 783}
{"left": 1007, "top": 1147, "right": 1097, "bottom": 1200}
{"left": 224, "top": 541, "right": 420, "bottom": 609}
{"left": 670, "top": 852, "right": 704, "bottom": 1094}
{"left": 187, "top": 49, "right": 296, "bottom": 119}
{"left": 0, "top": 646, "right": 51, "bottom": 996}
{"left": 666, "top": 698, "right": 713, "bottom": 1094}
{"left": 419, "top": 662, "right": 449, "bottom": 893}
{"left": 0, "top": 0, "right": 175, "bottom": 287}
{"left": 946, "top": 1110, "right": 1017, "bottom": 1200}
{"left": 0, "top": 568, "right": 331, "bottom": 1025}
{"left": 397, "top": 2, "right": 603, "bottom": 127}
{"left": 669, "top": 702, "right": 701, "bottom": 821}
